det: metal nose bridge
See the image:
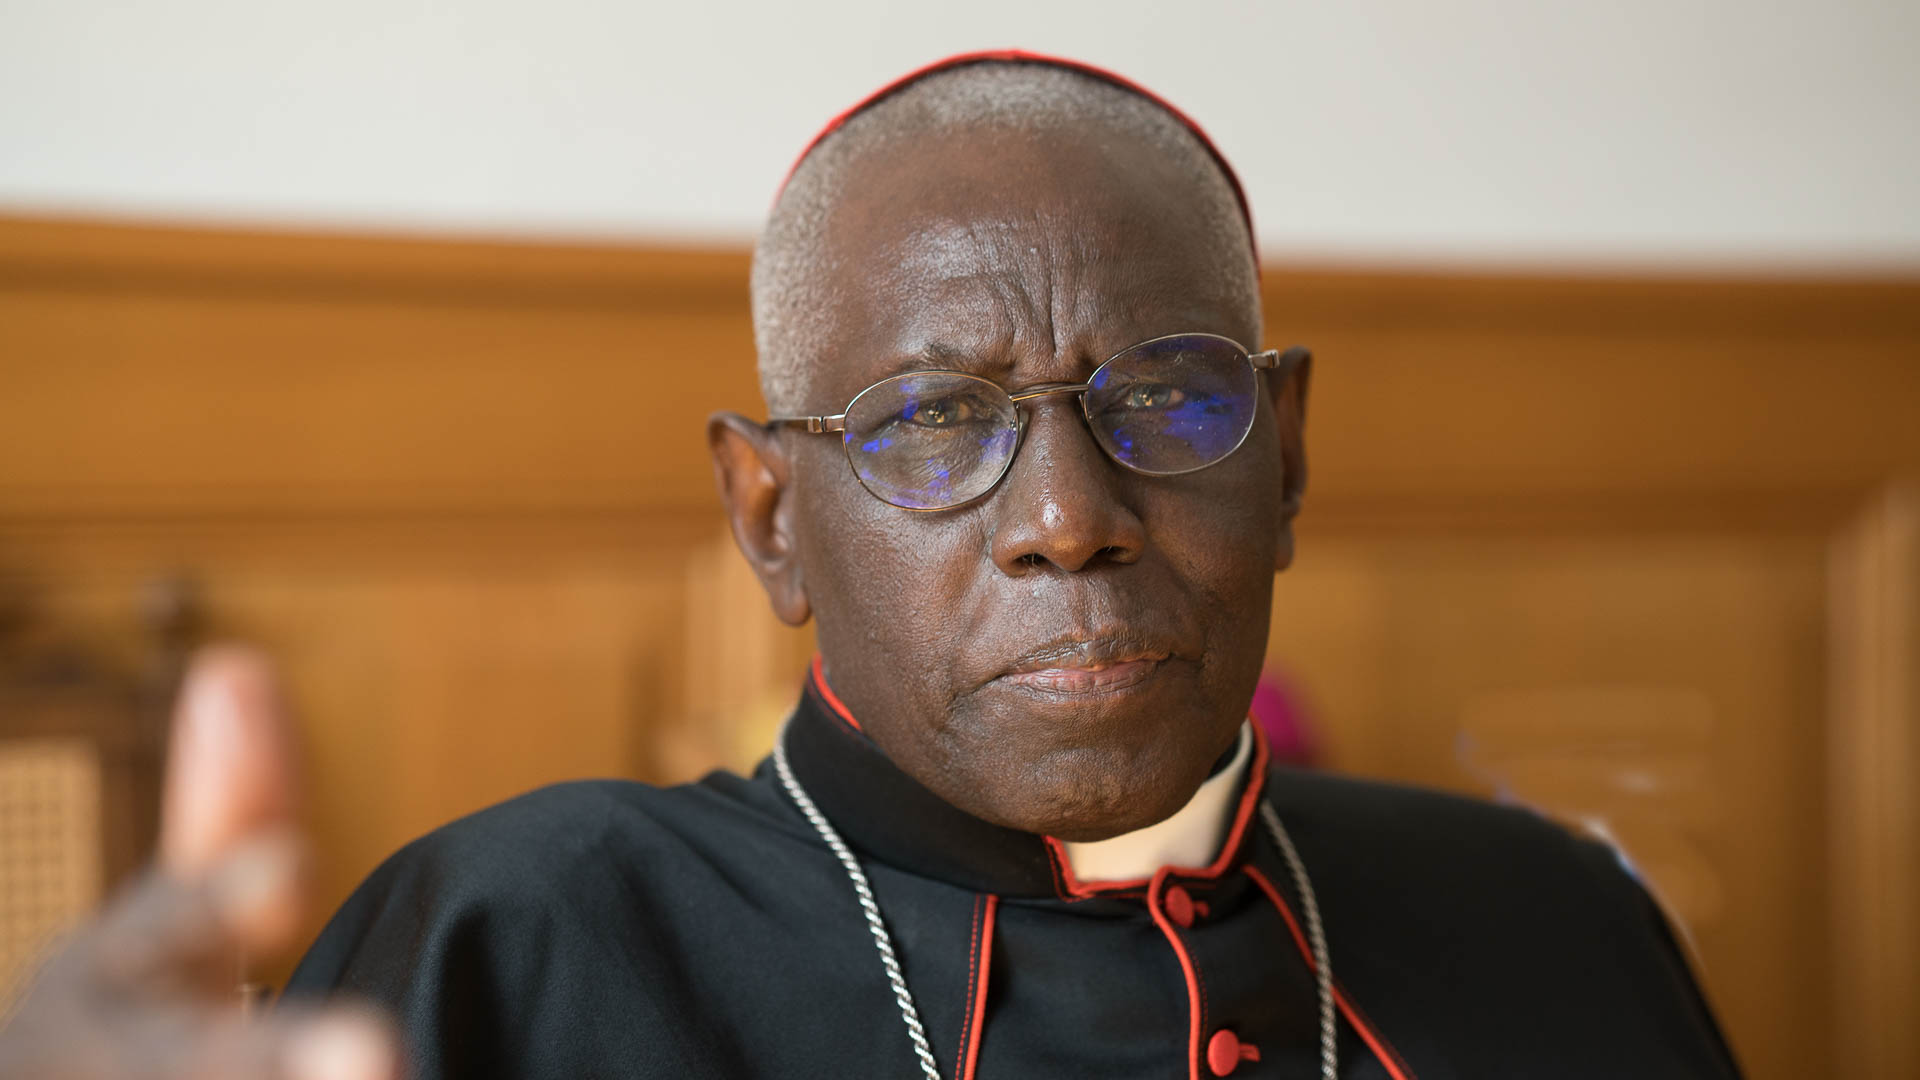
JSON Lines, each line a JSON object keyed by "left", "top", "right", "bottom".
{"left": 998, "top": 379, "right": 1115, "bottom": 499}
{"left": 1006, "top": 381, "right": 1094, "bottom": 405}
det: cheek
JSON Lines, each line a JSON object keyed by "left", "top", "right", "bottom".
{"left": 1149, "top": 436, "right": 1284, "bottom": 580}
{"left": 795, "top": 454, "right": 989, "bottom": 706}
{"left": 1139, "top": 430, "right": 1286, "bottom": 666}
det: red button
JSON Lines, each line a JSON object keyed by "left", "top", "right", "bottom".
{"left": 1206, "top": 1028, "right": 1242, "bottom": 1076}
{"left": 1165, "top": 885, "right": 1196, "bottom": 928}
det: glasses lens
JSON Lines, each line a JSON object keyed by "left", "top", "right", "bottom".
{"left": 1084, "top": 335, "right": 1259, "bottom": 475}
{"left": 841, "top": 372, "right": 1020, "bottom": 509}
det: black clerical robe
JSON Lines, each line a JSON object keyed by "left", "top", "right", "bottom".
{"left": 286, "top": 668, "right": 1741, "bottom": 1078}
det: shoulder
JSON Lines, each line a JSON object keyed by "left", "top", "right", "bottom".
{"left": 1265, "top": 764, "right": 1677, "bottom": 981}
{"left": 1269, "top": 762, "right": 1554, "bottom": 835}
{"left": 398, "top": 776, "right": 711, "bottom": 869}
{"left": 359, "top": 771, "right": 798, "bottom": 908}
{"left": 1268, "top": 765, "right": 1739, "bottom": 1072}
{"left": 1267, "top": 763, "right": 1626, "bottom": 890}
{"left": 285, "top": 771, "right": 799, "bottom": 996}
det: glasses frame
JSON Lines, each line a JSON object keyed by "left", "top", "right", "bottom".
{"left": 766, "top": 332, "right": 1311, "bottom": 511}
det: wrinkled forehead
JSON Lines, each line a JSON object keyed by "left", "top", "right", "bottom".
{"left": 807, "top": 124, "right": 1259, "bottom": 394}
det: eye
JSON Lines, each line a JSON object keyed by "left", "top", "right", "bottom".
{"left": 905, "top": 394, "right": 986, "bottom": 428}
{"left": 1123, "top": 382, "right": 1185, "bottom": 410}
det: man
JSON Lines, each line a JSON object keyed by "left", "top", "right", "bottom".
{"left": 1, "top": 52, "right": 1739, "bottom": 1079}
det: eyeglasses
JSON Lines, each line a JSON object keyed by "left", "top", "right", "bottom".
{"left": 767, "top": 332, "right": 1309, "bottom": 511}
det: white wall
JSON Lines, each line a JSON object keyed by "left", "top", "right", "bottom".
{"left": 2, "top": 0, "right": 1915, "bottom": 268}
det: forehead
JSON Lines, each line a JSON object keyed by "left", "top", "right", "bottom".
{"left": 806, "top": 123, "right": 1255, "bottom": 396}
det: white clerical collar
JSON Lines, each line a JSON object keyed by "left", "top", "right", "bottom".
{"left": 1061, "top": 722, "right": 1254, "bottom": 883}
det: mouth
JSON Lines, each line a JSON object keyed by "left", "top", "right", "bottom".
{"left": 991, "top": 636, "right": 1176, "bottom": 697}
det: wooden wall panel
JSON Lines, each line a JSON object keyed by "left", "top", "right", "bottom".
{"left": 2, "top": 214, "right": 1916, "bottom": 1075}
{"left": 1827, "top": 485, "right": 1920, "bottom": 1078}
{"left": 0, "top": 285, "right": 756, "bottom": 516}
{"left": 1266, "top": 534, "right": 1831, "bottom": 1075}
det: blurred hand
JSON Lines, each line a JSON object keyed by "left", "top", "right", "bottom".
{"left": 0, "top": 647, "right": 397, "bottom": 1080}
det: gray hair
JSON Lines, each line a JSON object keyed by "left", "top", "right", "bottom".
{"left": 750, "top": 60, "right": 1259, "bottom": 415}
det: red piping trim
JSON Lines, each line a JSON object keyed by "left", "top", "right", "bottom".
{"left": 1242, "top": 864, "right": 1418, "bottom": 1080}
{"left": 773, "top": 49, "right": 1257, "bottom": 264}
{"left": 808, "top": 654, "right": 862, "bottom": 732}
{"left": 1146, "top": 868, "right": 1205, "bottom": 1080}
{"left": 1045, "top": 724, "right": 1272, "bottom": 899}
{"left": 958, "top": 893, "right": 998, "bottom": 1080}
{"left": 955, "top": 896, "right": 982, "bottom": 1080}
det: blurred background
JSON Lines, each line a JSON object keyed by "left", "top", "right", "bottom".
{"left": 1, "top": 2, "right": 1916, "bottom": 1076}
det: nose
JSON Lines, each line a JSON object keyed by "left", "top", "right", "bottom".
{"left": 987, "top": 398, "right": 1147, "bottom": 575}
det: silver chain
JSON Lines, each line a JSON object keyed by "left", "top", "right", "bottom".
{"left": 774, "top": 726, "right": 1337, "bottom": 1080}
{"left": 1262, "top": 800, "right": 1338, "bottom": 1080}
{"left": 773, "top": 732, "right": 945, "bottom": 1080}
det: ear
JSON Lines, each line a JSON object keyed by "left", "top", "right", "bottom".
{"left": 707, "top": 413, "right": 811, "bottom": 627}
{"left": 1266, "top": 348, "right": 1312, "bottom": 572}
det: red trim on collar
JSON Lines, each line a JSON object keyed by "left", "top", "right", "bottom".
{"left": 956, "top": 893, "right": 998, "bottom": 1080}
{"left": 1044, "top": 723, "right": 1272, "bottom": 899}
{"left": 1243, "top": 864, "right": 1419, "bottom": 1080}
{"left": 808, "top": 654, "right": 862, "bottom": 732}
{"left": 774, "top": 49, "right": 1257, "bottom": 262}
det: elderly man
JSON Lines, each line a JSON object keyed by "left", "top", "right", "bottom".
{"left": 2, "top": 53, "right": 1739, "bottom": 1079}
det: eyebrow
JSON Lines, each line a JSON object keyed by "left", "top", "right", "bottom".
{"left": 918, "top": 341, "right": 974, "bottom": 366}
{"left": 868, "top": 342, "right": 1010, "bottom": 384}
{"left": 925, "top": 339, "right": 1014, "bottom": 366}
{"left": 896, "top": 339, "right": 1093, "bottom": 384}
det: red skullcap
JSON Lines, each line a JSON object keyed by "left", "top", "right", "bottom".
{"left": 775, "top": 49, "right": 1258, "bottom": 262}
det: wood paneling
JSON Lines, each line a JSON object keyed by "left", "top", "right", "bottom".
{"left": 2, "top": 214, "right": 1916, "bottom": 1077}
{"left": 1827, "top": 485, "right": 1920, "bottom": 1078}
{"left": 1266, "top": 532, "right": 1833, "bottom": 1074}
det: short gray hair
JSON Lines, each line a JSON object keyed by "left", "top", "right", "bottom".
{"left": 751, "top": 60, "right": 1259, "bottom": 415}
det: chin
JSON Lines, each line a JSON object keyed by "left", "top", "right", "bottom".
{"left": 1031, "top": 777, "right": 1200, "bottom": 843}
{"left": 934, "top": 685, "right": 1234, "bottom": 840}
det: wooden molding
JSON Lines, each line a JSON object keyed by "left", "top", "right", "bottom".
{"left": 1828, "top": 483, "right": 1920, "bottom": 1079}
{"left": 5, "top": 214, "right": 1915, "bottom": 332}
{"left": 0, "top": 214, "right": 752, "bottom": 312}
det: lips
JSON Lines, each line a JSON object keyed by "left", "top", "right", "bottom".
{"left": 992, "top": 636, "right": 1177, "bottom": 696}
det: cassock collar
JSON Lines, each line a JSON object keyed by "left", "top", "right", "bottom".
{"left": 778, "top": 659, "right": 1273, "bottom": 900}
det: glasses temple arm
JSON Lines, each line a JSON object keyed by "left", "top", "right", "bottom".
{"left": 1249, "top": 345, "right": 1312, "bottom": 373}
{"left": 765, "top": 415, "right": 848, "bottom": 434}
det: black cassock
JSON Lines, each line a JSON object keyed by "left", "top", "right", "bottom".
{"left": 286, "top": 668, "right": 1742, "bottom": 1079}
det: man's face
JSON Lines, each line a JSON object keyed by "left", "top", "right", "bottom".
{"left": 726, "top": 123, "right": 1305, "bottom": 841}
